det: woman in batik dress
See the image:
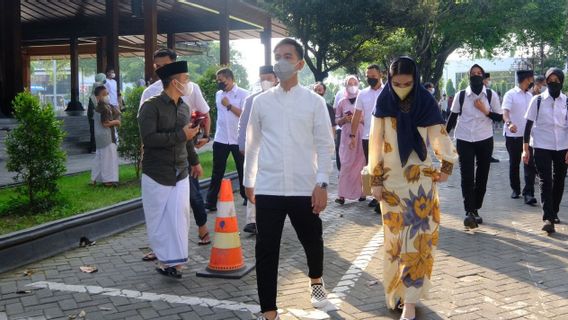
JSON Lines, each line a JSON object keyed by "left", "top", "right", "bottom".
{"left": 369, "top": 57, "right": 458, "bottom": 320}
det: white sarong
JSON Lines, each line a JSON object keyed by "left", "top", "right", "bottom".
{"left": 142, "top": 174, "right": 190, "bottom": 267}
{"left": 91, "top": 143, "right": 119, "bottom": 183}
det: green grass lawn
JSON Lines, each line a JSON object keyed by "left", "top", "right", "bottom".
{"left": 0, "top": 151, "right": 236, "bottom": 235}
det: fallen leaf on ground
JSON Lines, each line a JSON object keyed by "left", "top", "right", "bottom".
{"left": 78, "top": 310, "right": 86, "bottom": 318}
{"left": 79, "top": 266, "right": 98, "bottom": 273}
{"left": 367, "top": 280, "right": 378, "bottom": 286}
{"left": 22, "top": 269, "right": 34, "bottom": 276}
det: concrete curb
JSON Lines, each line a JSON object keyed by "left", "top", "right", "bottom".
{"left": 0, "top": 172, "right": 239, "bottom": 274}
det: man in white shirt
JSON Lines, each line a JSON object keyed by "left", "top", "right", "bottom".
{"left": 446, "top": 64, "right": 503, "bottom": 229}
{"left": 104, "top": 67, "right": 119, "bottom": 108}
{"left": 244, "top": 38, "right": 335, "bottom": 320}
{"left": 522, "top": 67, "right": 568, "bottom": 234}
{"left": 237, "top": 65, "right": 278, "bottom": 235}
{"left": 349, "top": 64, "right": 384, "bottom": 210}
{"left": 205, "top": 68, "right": 250, "bottom": 211}
{"left": 502, "top": 70, "right": 537, "bottom": 205}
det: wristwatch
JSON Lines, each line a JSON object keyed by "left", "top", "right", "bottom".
{"left": 316, "top": 182, "right": 328, "bottom": 189}
{"left": 505, "top": 121, "right": 512, "bottom": 126}
{"left": 226, "top": 104, "right": 233, "bottom": 111}
{"left": 349, "top": 134, "right": 356, "bottom": 138}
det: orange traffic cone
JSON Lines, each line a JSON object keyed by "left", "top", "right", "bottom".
{"left": 196, "top": 179, "right": 254, "bottom": 279}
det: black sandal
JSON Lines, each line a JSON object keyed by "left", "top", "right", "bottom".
{"left": 198, "top": 232, "right": 211, "bottom": 246}
{"left": 156, "top": 266, "right": 182, "bottom": 279}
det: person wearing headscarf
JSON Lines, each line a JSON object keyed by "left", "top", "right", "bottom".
{"left": 369, "top": 57, "right": 458, "bottom": 320}
{"left": 138, "top": 61, "right": 199, "bottom": 279}
{"left": 87, "top": 73, "right": 107, "bottom": 153}
{"left": 91, "top": 85, "right": 120, "bottom": 186}
{"left": 522, "top": 67, "right": 568, "bottom": 234}
{"left": 445, "top": 64, "right": 502, "bottom": 229}
{"left": 335, "top": 75, "right": 366, "bottom": 204}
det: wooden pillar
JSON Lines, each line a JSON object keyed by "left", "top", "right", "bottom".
{"left": 261, "top": 16, "right": 272, "bottom": 66}
{"left": 219, "top": 0, "right": 230, "bottom": 66}
{"left": 167, "top": 33, "right": 176, "bottom": 50}
{"left": 105, "top": 0, "right": 120, "bottom": 91}
{"left": 0, "top": 0, "right": 22, "bottom": 116}
{"left": 22, "top": 52, "right": 31, "bottom": 91}
{"left": 143, "top": 0, "right": 157, "bottom": 84}
{"left": 66, "top": 37, "right": 83, "bottom": 111}
{"left": 96, "top": 37, "right": 107, "bottom": 73}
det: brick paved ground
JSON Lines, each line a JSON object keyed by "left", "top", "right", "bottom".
{"left": 0, "top": 136, "right": 567, "bottom": 320}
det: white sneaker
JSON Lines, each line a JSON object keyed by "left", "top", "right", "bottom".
{"left": 310, "top": 280, "right": 329, "bottom": 308}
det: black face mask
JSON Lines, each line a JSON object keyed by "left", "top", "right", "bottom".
{"left": 217, "top": 81, "right": 227, "bottom": 91}
{"left": 548, "top": 82, "right": 562, "bottom": 98}
{"left": 528, "top": 82, "right": 534, "bottom": 90}
{"left": 367, "top": 77, "right": 379, "bottom": 87}
{"left": 469, "top": 75, "right": 484, "bottom": 95}
{"left": 349, "top": 97, "right": 357, "bottom": 104}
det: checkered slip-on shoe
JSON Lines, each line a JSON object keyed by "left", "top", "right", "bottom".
{"left": 256, "top": 314, "right": 280, "bottom": 320}
{"left": 310, "top": 281, "right": 329, "bottom": 308}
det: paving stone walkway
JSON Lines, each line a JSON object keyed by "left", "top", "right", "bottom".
{"left": 0, "top": 136, "right": 567, "bottom": 319}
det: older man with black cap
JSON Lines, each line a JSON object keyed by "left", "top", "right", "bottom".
{"left": 237, "top": 65, "right": 278, "bottom": 235}
{"left": 138, "top": 60, "right": 199, "bottom": 278}
{"left": 502, "top": 70, "right": 537, "bottom": 205}
{"left": 446, "top": 64, "right": 502, "bottom": 230}
{"left": 522, "top": 67, "right": 568, "bottom": 234}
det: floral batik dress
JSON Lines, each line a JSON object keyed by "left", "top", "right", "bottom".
{"left": 368, "top": 116, "right": 458, "bottom": 309}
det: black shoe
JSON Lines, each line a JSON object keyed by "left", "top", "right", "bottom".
{"left": 335, "top": 198, "right": 345, "bottom": 205}
{"left": 368, "top": 199, "right": 378, "bottom": 207}
{"left": 156, "top": 267, "right": 182, "bottom": 279}
{"left": 553, "top": 217, "right": 561, "bottom": 224}
{"left": 490, "top": 157, "right": 500, "bottom": 163}
{"left": 205, "top": 203, "right": 217, "bottom": 212}
{"left": 542, "top": 220, "right": 555, "bottom": 234}
{"left": 473, "top": 210, "right": 483, "bottom": 224}
{"left": 374, "top": 205, "right": 381, "bottom": 214}
{"left": 358, "top": 197, "right": 366, "bottom": 202}
{"left": 243, "top": 223, "right": 257, "bottom": 234}
{"left": 524, "top": 195, "right": 537, "bottom": 205}
{"left": 243, "top": 198, "right": 248, "bottom": 206}
{"left": 511, "top": 191, "right": 520, "bottom": 199}
{"left": 464, "top": 212, "right": 478, "bottom": 229}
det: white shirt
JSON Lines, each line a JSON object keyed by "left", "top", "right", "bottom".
{"left": 355, "top": 86, "right": 383, "bottom": 139}
{"left": 104, "top": 78, "right": 118, "bottom": 106}
{"left": 502, "top": 86, "right": 532, "bottom": 138}
{"left": 525, "top": 90, "right": 568, "bottom": 150}
{"left": 138, "top": 81, "right": 210, "bottom": 115}
{"left": 214, "top": 84, "right": 249, "bottom": 145}
{"left": 244, "top": 84, "right": 334, "bottom": 196}
{"left": 450, "top": 86, "right": 502, "bottom": 142}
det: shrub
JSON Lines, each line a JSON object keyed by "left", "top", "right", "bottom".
{"left": 118, "top": 86, "right": 144, "bottom": 178}
{"left": 5, "top": 92, "right": 66, "bottom": 210}
{"left": 196, "top": 65, "right": 220, "bottom": 135}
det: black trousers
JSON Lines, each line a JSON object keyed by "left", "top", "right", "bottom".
{"left": 88, "top": 119, "right": 95, "bottom": 152}
{"left": 206, "top": 142, "right": 246, "bottom": 206}
{"left": 533, "top": 148, "right": 567, "bottom": 222}
{"left": 189, "top": 176, "right": 207, "bottom": 227}
{"left": 456, "top": 137, "right": 493, "bottom": 213}
{"left": 362, "top": 139, "right": 369, "bottom": 164}
{"left": 335, "top": 128, "right": 341, "bottom": 171}
{"left": 505, "top": 137, "right": 536, "bottom": 196}
{"left": 255, "top": 195, "right": 324, "bottom": 313}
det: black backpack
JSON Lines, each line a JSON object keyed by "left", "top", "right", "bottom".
{"left": 457, "top": 88, "right": 492, "bottom": 116}
{"left": 534, "top": 95, "right": 568, "bottom": 121}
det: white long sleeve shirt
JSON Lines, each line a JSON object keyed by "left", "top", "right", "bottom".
{"left": 138, "top": 81, "right": 210, "bottom": 115}
{"left": 525, "top": 90, "right": 568, "bottom": 150}
{"left": 244, "top": 84, "right": 334, "bottom": 196}
{"left": 450, "top": 86, "right": 502, "bottom": 142}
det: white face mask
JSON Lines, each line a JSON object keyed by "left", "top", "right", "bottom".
{"left": 274, "top": 59, "right": 299, "bottom": 82}
{"left": 102, "top": 96, "right": 110, "bottom": 104}
{"left": 486, "top": 80, "right": 492, "bottom": 87}
{"left": 174, "top": 80, "right": 193, "bottom": 97}
{"left": 347, "top": 85, "right": 358, "bottom": 95}
{"left": 429, "top": 88, "right": 435, "bottom": 95}
{"left": 260, "top": 80, "right": 275, "bottom": 91}
{"left": 539, "top": 86, "right": 547, "bottom": 94}
{"left": 109, "top": 72, "right": 116, "bottom": 79}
